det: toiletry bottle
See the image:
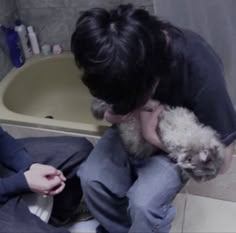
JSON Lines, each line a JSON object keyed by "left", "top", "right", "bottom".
{"left": 52, "top": 44, "right": 63, "bottom": 55}
{"left": 27, "top": 26, "right": 40, "bottom": 54}
{"left": 15, "top": 19, "right": 32, "bottom": 58}
{"left": 1, "top": 25, "right": 25, "bottom": 68}
{"left": 41, "top": 44, "right": 51, "bottom": 56}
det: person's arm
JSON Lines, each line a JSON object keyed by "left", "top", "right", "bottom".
{"left": 0, "top": 128, "right": 67, "bottom": 203}
{"left": 0, "top": 172, "right": 30, "bottom": 204}
{"left": 0, "top": 127, "right": 33, "bottom": 172}
{"left": 182, "top": 37, "right": 236, "bottom": 173}
{"left": 190, "top": 56, "right": 236, "bottom": 173}
{"left": 0, "top": 163, "right": 66, "bottom": 204}
{"left": 0, "top": 127, "right": 34, "bottom": 203}
{"left": 140, "top": 39, "right": 236, "bottom": 173}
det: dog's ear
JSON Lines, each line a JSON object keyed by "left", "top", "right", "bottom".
{"left": 199, "top": 146, "right": 217, "bottom": 163}
{"left": 209, "top": 138, "right": 224, "bottom": 159}
{"left": 201, "top": 139, "right": 223, "bottom": 164}
{"left": 209, "top": 146, "right": 218, "bottom": 158}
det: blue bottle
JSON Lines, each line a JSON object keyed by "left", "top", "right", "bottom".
{"left": 1, "top": 25, "right": 25, "bottom": 68}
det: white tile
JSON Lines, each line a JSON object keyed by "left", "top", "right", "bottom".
{"left": 171, "top": 193, "right": 187, "bottom": 233}
{"left": 183, "top": 194, "right": 236, "bottom": 232}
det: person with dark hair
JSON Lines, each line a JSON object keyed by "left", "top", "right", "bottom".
{"left": 0, "top": 127, "right": 93, "bottom": 233}
{"left": 71, "top": 4, "right": 236, "bottom": 233}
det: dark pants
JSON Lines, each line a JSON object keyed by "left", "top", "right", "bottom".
{"left": 0, "top": 136, "right": 93, "bottom": 233}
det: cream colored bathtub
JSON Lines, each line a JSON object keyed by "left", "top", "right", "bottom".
{"left": 0, "top": 53, "right": 109, "bottom": 137}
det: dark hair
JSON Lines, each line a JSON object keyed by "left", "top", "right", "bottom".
{"left": 71, "top": 4, "right": 180, "bottom": 114}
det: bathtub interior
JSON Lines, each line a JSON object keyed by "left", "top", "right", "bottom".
{"left": 2, "top": 55, "right": 108, "bottom": 128}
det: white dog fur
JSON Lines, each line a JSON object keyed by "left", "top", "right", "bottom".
{"left": 91, "top": 98, "right": 225, "bottom": 181}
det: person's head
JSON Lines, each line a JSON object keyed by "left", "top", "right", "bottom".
{"left": 71, "top": 4, "right": 173, "bottom": 114}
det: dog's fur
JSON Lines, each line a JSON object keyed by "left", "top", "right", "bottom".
{"left": 91, "top": 98, "right": 225, "bottom": 181}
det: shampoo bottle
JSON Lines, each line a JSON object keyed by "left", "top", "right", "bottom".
{"left": 27, "top": 26, "right": 40, "bottom": 54}
{"left": 1, "top": 25, "right": 25, "bottom": 68}
{"left": 15, "top": 20, "right": 32, "bottom": 58}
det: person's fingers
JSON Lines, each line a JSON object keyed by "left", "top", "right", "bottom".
{"left": 48, "top": 182, "right": 65, "bottom": 196}
{"left": 44, "top": 176, "right": 62, "bottom": 190}
{"left": 154, "top": 104, "right": 165, "bottom": 115}
{"left": 142, "top": 99, "right": 160, "bottom": 111}
{"left": 140, "top": 106, "right": 153, "bottom": 112}
{"left": 40, "top": 165, "right": 58, "bottom": 176}
{"left": 57, "top": 170, "right": 66, "bottom": 181}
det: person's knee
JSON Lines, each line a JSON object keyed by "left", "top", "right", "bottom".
{"left": 77, "top": 162, "right": 100, "bottom": 195}
{"left": 63, "top": 137, "right": 93, "bottom": 154}
{"left": 128, "top": 196, "right": 176, "bottom": 230}
{"left": 63, "top": 136, "right": 93, "bottom": 164}
{"left": 129, "top": 195, "right": 174, "bottom": 218}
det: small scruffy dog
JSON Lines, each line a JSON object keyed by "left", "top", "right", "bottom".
{"left": 91, "top": 98, "right": 224, "bottom": 181}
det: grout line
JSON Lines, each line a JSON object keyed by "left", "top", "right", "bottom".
{"left": 181, "top": 188, "right": 189, "bottom": 233}
{"left": 181, "top": 193, "right": 188, "bottom": 233}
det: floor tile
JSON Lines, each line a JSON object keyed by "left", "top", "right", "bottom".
{"left": 186, "top": 157, "right": 236, "bottom": 202}
{"left": 171, "top": 193, "right": 187, "bottom": 233}
{"left": 183, "top": 194, "right": 236, "bottom": 232}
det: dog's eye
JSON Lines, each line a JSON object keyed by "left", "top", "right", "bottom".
{"left": 185, "top": 156, "right": 192, "bottom": 163}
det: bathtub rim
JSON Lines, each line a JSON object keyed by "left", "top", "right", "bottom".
{"left": 0, "top": 52, "right": 109, "bottom": 136}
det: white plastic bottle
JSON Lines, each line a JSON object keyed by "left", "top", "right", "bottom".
{"left": 14, "top": 20, "right": 32, "bottom": 58}
{"left": 27, "top": 26, "right": 40, "bottom": 55}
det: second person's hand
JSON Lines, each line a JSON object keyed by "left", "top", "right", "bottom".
{"left": 24, "top": 163, "right": 66, "bottom": 196}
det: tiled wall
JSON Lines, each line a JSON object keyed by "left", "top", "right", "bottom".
{"left": 0, "top": 0, "right": 153, "bottom": 80}
{"left": 16, "top": 0, "right": 154, "bottom": 51}
{"left": 154, "top": 0, "right": 236, "bottom": 106}
{"left": 0, "top": 0, "right": 17, "bottom": 80}
{"left": 0, "top": 0, "right": 153, "bottom": 79}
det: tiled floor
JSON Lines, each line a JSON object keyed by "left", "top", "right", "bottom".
{"left": 183, "top": 194, "right": 236, "bottom": 233}
{"left": 67, "top": 193, "right": 236, "bottom": 233}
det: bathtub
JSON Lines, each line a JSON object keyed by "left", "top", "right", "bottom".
{"left": 0, "top": 53, "right": 109, "bottom": 137}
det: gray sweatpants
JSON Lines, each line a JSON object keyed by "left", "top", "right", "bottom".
{"left": 78, "top": 127, "right": 187, "bottom": 233}
{"left": 0, "top": 136, "right": 93, "bottom": 233}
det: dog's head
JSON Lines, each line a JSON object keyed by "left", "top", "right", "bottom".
{"left": 177, "top": 139, "right": 224, "bottom": 182}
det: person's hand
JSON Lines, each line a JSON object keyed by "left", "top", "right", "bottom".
{"left": 139, "top": 100, "right": 167, "bottom": 151}
{"left": 24, "top": 163, "right": 66, "bottom": 196}
{"left": 104, "top": 108, "right": 131, "bottom": 124}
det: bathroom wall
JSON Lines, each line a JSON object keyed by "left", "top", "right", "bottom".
{"left": 0, "top": 0, "right": 17, "bottom": 80}
{"left": 153, "top": 0, "right": 236, "bottom": 106}
{"left": 16, "top": 0, "right": 154, "bottom": 51}
{"left": 0, "top": 0, "right": 153, "bottom": 79}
